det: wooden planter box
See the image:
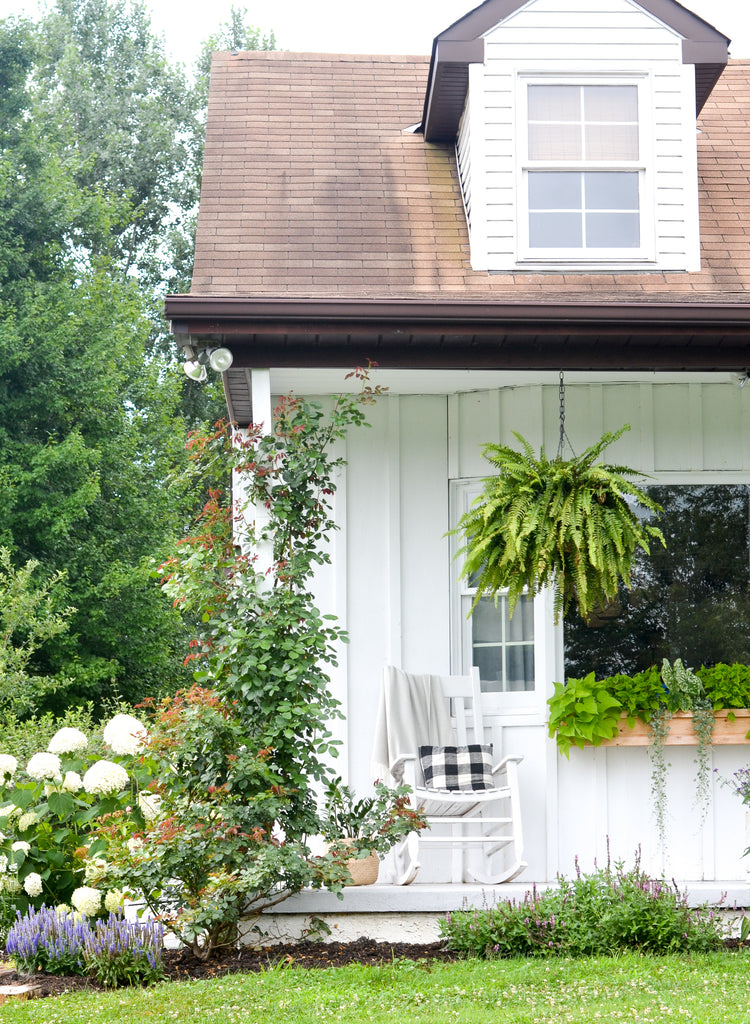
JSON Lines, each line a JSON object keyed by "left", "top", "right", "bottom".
{"left": 597, "top": 709, "right": 750, "bottom": 746}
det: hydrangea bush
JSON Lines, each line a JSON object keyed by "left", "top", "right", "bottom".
{"left": 0, "top": 714, "right": 152, "bottom": 933}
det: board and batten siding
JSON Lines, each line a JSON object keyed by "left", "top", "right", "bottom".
{"left": 458, "top": 0, "right": 700, "bottom": 272}
{"left": 330, "top": 380, "right": 750, "bottom": 884}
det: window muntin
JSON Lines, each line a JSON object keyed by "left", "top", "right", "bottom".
{"left": 463, "top": 593, "right": 535, "bottom": 693}
{"left": 521, "top": 79, "right": 647, "bottom": 260}
{"left": 451, "top": 481, "right": 540, "bottom": 705}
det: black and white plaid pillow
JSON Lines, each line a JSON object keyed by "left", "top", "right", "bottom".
{"left": 418, "top": 744, "right": 493, "bottom": 792}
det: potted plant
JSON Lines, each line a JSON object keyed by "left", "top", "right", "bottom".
{"left": 321, "top": 779, "right": 427, "bottom": 886}
{"left": 453, "top": 425, "right": 664, "bottom": 622}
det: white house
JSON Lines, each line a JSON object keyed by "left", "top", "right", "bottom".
{"left": 166, "top": 0, "right": 750, "bottom": 927}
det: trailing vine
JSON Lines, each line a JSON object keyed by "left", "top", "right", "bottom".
{"left": 647, "top": 704, "right": 672, "bottom": 852}
{"left": 454, "top": 425, "right": 665, "bottom": 622}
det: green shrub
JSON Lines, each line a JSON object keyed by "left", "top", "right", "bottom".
{"left": 602, "top": 666, "right": 663, "bottom": 724}
{"left": 547, "top": 672, "right": 622, "bottom": 755}
{"left": 440, "top": 854, "right": 723, "bottom": 958}
{"left": 698, "top": 663, "right": 750, "bottom": 709}
{"left": 5, "top": 905, "right": 164, "bottom": 987}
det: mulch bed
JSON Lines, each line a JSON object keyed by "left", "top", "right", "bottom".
{"left": 0, "top": 939, "right": 460, "bottom": 999}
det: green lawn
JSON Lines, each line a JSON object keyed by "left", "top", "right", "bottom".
{"left": 4, "top": 953, "right": 750, "bottom": 1023}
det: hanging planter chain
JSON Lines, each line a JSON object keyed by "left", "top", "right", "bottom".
{"left": 557, "top": 370, "right": 576, "bottom": 460}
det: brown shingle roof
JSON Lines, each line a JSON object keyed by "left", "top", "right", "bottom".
{"left": 190, "top": 51, "right": 750, "bottom": 305}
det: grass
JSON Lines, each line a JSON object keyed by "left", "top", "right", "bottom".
{"left": 4, "top": 952, "right": 750, "bottom": 1023}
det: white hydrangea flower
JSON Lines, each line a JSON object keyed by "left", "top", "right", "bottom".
{"left": 26, "top": 752, "right": 62, "bottom": 783}
{"left": 71, "top": 885, "right": 102, "bottom": 916}
{"left": 48, "top": 727, "right": 88, "bottom": 754}
{"left": 0, "top": 804, "right": 14, "bottom": 819}
{"left": 17, "top": 812, "right": 39, "bottom": 832}
{"left": 11, "top": 841, "right": 30, "bottom": 854}
{"left": 126, "top": 836, "right": 144, "bottom": 855}
{"left": 0, "top": 875, "right": 20, "bottom": 893}
{"left": 23, "top": 872, "right": 43, "bottom": 897}
{"left": 82, "top": 760, "right": 129, "bottom": 796}
{"left": 62, "top": 771, "right": 83, "bottom": 793}
{"left": 56, "top": 904, "right": 71, "bottom": 915}
{"left": 104, "top": 889, "right": 124, "bottom": 913}
{"left": 84, "top": 856, "right": 108, "bottom": 883}
{"left": 138, "top": 791, "right": 162, "bottom": 822}
{"left": 102, "top": 714, "right": 147, "bottom": 756}
{"left": 0, "top": 754, "right": 18, "bottom": 781}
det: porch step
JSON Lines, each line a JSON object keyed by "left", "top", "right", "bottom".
{"left": 271, "top": 880, "right": 748, "bottom": 915}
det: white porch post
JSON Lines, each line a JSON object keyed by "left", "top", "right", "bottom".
{"left": 234, "top": 369, "right": 273, "bottom": 580}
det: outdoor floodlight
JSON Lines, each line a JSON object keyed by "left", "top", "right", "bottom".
{"left": 183, "top": 359, "right": 208, "bottom": 382}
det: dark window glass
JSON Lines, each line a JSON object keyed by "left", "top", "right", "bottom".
{"left": 564, "top": 485, "right": 750, "bottom": 677}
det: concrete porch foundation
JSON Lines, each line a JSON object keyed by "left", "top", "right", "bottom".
{"left": 250, "top": 880, "right": 750, "bottom": 946}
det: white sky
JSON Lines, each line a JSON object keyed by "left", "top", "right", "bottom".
{"left": 3, "top": 0, "right": 750, "bottom": 63}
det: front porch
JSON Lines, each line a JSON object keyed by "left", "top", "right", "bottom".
{"left": 258, "top": 880, "right": 750, "bottom": 945}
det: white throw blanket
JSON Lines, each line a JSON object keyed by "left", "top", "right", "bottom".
{"left": 371, "top": 666, "right": 455, "bottom": 785}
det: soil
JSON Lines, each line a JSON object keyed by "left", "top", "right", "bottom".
{"left": 0, "top": 939, "right": 460, "bottom": 999}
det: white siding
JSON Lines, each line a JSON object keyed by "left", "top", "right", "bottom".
{"left": 466, "top": 0, "right": 700, "bottom": 271}
{"left": 333, "top": 380, "right": 750, "bottom": 884}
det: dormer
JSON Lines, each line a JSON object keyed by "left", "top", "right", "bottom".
{"left": 423, "top": 0, "right": 729, "bottom": 273}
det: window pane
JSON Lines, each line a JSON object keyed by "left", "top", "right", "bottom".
{"left": 529, "top": 124, "right": 582, "bottom": 161}
{"left": 472, "top": 597, "right": 504, "bottom": 644}
{"left": 529, "top": 211, "right": 582, "bottom": 248}
{"left": 564, "top": 485, "right": 750, "bottom": 677}
{"left": 529, "top": 172, "right": 581, "bottom": 209}
{"left": 507, "top": 595, "right": 534, "bottom": 642}
{"left": 528, "top": 84, "right": 580, "bottom": 121}
{"left": 584, "top": 85, "right": 638, "bottom": 123}
{"left": 584, "top": 172, "right": 639, "bottom": 210}
{"left": 586, "top": 212, "right": 640, "bottom": 247}
{"left": 506, "top": 646, "right": 535, "bottom": 692}
{"left": 585, "top": 124, "right": 639, "bottom": 161}
{"left": 473, "top": 645, "right": 504, "bottom": 692}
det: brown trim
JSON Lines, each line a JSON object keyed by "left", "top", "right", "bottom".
{"left": 166, "top": 296, "right": 750, "bottom": 326}
{"left": 166, "top": 296, "right": 750, "bottom": 373}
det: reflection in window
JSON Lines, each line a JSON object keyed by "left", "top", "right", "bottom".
{"left": 564, "top": 485, "right": 750, "bottom": 677}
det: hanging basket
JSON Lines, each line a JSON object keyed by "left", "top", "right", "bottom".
{"left": 454, "top": 425, "right": 665, "bottom": 622}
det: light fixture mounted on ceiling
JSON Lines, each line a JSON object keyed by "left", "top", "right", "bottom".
{"left": 182, "top": 345, "right": 234, "bottom": 380}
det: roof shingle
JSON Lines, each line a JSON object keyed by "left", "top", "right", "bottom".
{"left": 190, "top": 51, "right": 750, "bottom": 305}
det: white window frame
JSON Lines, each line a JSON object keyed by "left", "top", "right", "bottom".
{"left": 516, "top": 71, "right": 655, "bottom": 267}
{"left": 449, "top": 479, "right": 552, "bottom": 716}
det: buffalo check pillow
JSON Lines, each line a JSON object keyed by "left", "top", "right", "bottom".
{"left": 418, "top": 744, "right": 493, "bottom": 792}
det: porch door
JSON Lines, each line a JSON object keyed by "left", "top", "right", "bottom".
{"left": 449, "top": 480, "right": 559, "bottom": 880}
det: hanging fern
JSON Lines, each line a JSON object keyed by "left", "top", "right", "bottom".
{"left": 455, "top": 425, "right": 665, "bottom": 622}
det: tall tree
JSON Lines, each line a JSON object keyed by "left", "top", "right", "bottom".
{"left": 0, "top": 3, "right": 276, "bottom": 714}
{"left": 32, "top": 0, "right": 202, "bottom": 286}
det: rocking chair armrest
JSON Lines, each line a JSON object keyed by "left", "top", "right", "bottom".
{"left": 490, "top": 753, "right": 524, "bottom": 776}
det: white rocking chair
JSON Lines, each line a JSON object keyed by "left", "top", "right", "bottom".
{"left": 386, "top": 666, "right": 527, "bottom": 886}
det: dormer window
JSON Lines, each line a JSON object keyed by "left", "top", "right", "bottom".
{"left": 519, "top": 78, "right": 651, "bottom": 263}
{"left": 425, "top": 0, "right": 729, "bottom": 276}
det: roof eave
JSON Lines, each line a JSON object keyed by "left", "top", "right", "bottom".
{"left": 421, "top": 0, "right": 730, "bottom": 142}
